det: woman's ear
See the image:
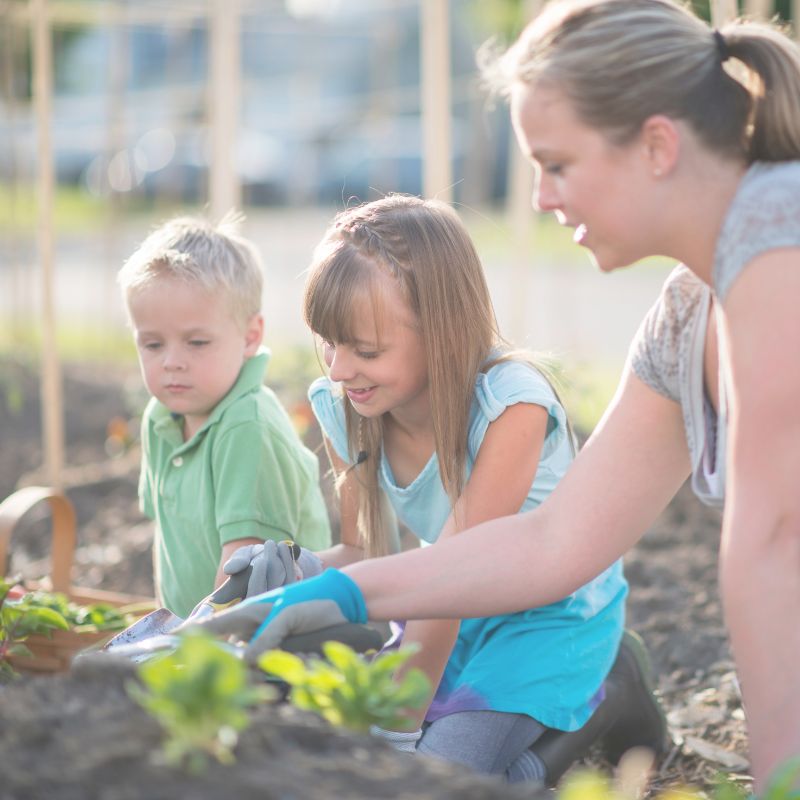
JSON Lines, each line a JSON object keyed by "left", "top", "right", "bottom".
{"left": 244, "top": 313, "right": 264, "bottom": 356}
{"left": 640, "top": 115, "right": 680, "bottom": 178}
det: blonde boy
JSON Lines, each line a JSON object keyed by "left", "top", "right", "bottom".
{"left": 118, "top": 214, "right": 331, "bottom": 618}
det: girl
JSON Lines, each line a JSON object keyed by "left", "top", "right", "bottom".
{"left": 211, "top": 194, "right": 664, "bottom": 783}
{"left": 203, "top": 0, "right": 800, "bottom": 789}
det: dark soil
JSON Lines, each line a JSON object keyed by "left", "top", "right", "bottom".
{"left": 0, "top": 359, "right": 751, "bottom": 798}
{"left": 0, "top": 655, "right": 538, "bottom": 800}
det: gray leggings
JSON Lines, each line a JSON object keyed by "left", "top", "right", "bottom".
{"left": 416, "top": 710, "right": 548, "bottom": 784}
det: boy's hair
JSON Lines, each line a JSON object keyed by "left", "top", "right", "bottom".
{"left": 118, "top": 211, "right": 263, "bottom": 326}
{"left": 304, "top": 194, "right": 565, "bottom": 557}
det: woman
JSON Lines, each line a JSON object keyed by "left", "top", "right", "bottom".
{"left": 193, "top": 0, "right": 800, "bottom": 787}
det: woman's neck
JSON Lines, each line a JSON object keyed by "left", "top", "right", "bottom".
{"left": 662, "top": 156, "right": 748, "bottom": 284}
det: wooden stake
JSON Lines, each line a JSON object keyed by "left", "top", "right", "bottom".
{"left": 507, "top": 0, "right": 545, "bottom": 345}
{"left": 31, "top": 0, "right": 64, "bottom": 489}
{"left": 420, "top": 0, "right": 452, "bottom": 202}
{"left": 743, "top": 0, "right": 773, "bottom": 19}
{"left": 209, "top": 0, "right": 241, "bottom": 219}
{"left": 710, "top": 0, "right": 738, "bottom": 26}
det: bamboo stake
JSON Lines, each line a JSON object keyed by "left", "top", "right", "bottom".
{"left": 420, "top": 0, "right": 452, "bottom": 202}
{"left": 710, "top": 0, "right": 738, "bottom": 26}
{"left": 744, "top": 0, "right": 772, "bottom": 19}
{"left": 507, "top": 0, "right": 545, "bottom": 345}
{"left": 209, "top": 0, "right": 241, "bottom": 219}
{"left": 1, "top": 1, "right": 23, "bottom": 340}
{"left": 31, "top": 0, "right": 64, "bottom": 489}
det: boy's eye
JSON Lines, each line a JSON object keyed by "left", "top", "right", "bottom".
{"left": 142, "top": 342, "right": 162, "bottom": 351}
{"left": 189, "top": 340, "right": 210, "bottom": 347}
{"left": 543, "top": 163, "right": 563, "bottom": 176}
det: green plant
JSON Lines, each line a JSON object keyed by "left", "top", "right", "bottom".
{"left": 19, "top": 589, "right": 133, "bottom": 632}
{"left": 259, "top": 641, "right": 430, "bottom": 733}
{"left": 0, "top": 577, "right": 69, "bottom": 677}
{"left": 128, "top": 631, "right": 274, "bottom": 773}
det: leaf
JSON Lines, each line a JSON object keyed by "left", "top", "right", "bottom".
{"left": 684, "top": 737, "right": 750, "bottom": 772}
{"left": 321, "top": 640, "right": 361, "bottom": 671}
{"left": 258, "top": 650, "right": 307, "bottom": 683}
{"left": 25, "top": 606, "right": 70, "bottom": 631}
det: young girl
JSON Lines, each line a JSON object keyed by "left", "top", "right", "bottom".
{"left": 298, "top": 194, "right": 637, "bottom": 780}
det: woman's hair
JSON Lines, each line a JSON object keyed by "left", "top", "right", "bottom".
{"left": 118, "top": 211, "right": 263, "bottom": 328}
{"left": 304, "top": 194, "right": 554, "bottom": 557}
{"left": 482, "top": 0, "right": 800, "bottom": 163}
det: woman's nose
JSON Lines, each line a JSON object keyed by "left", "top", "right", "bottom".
{"left": 533, "top": 172, "right": 560, "bottom": 213}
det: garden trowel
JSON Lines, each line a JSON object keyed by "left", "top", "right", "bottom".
{"left": 102, "top": 563, "right": 254, "bottom": 654}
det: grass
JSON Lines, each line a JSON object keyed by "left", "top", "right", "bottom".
{"left": 0, "top": 317, "right": 618, "bottom": 435}
{"left": 553, "top": 358, "right": 620, "bottom": 436}
{"left": 0, "top": 182, "right": 201, "bottom": 234}
{"left": 0, "top": 321, "right": 138, "bottom": 366}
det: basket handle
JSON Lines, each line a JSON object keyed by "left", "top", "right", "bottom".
{"left": 0, "top": 486, "right": 77, "bottom": 594}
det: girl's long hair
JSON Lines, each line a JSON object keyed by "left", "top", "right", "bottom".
{"left": 482, "top": 0, "right": 800, "bottom": 163}
{"left": 304, "top": 195, "right": 564, "bottom": 556}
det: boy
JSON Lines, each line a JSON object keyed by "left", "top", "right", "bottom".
{"left": 118, "top": 213, "right": 331, "bottom": 618}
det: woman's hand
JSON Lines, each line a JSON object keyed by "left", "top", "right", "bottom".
{"left": 180, "top": 568, "right": 367, "bottom": 662}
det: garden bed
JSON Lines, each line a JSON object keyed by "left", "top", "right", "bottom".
{"left": 0, "top": 358, "right": 750, "bottom": 796}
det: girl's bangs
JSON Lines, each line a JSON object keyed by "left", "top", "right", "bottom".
{"left": 306, "top": 245, "right": 389, "bottom": 346}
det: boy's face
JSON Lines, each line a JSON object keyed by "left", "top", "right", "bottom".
{"left": 128, "top": 277, "right": 263, "bottom": 439}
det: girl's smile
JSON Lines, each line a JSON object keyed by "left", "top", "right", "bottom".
{"left": 345, "top": 385, "right": 378, "bottom": 404}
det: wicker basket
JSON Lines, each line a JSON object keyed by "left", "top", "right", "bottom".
{"left": 0, "top": 486, "right": 155, "bottom": 673}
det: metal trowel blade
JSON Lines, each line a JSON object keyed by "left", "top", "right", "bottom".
{"left": 102, "top": 607, "right": 182, "bottom": 652}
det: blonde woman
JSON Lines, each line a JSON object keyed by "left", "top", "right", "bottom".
{"left": 195, "top": 0, "right": 800, "bottom": 787}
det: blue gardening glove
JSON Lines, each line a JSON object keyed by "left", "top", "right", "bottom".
{"left": 369, "top": 726, "right": 422, "bottom": 754}
{"left": 180, "top": 568, "right": 367, "bottom": 663}
{"left": 223, "top": 540, "right": 324, "bottom": 598}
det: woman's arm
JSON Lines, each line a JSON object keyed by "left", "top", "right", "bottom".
{"left": 716, "top": 249, "right": 800, "bottom": 789}
{"left": 346, "top": 367, "right": 691, "bottom": 620}
{"left": 398, "top": 401, "right": 550, "bottom": 728}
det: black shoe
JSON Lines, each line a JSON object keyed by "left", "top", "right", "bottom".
{"left": 600, "top": 629, "right": 670, "bottom": 764}
{"left": 531, "top": 630, "right": 670, "bottom": 786}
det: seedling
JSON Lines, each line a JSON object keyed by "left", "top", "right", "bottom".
{"left": 128, "top": 631, "right": 274, "bottom": 773}
{"left": 259, "top": 641, "right": 430, "bottom": 733}
{"left": 19, "top": 588, "right": 132, "bottom": 632}
{"left": 0, "top": 577, "right": 69, "bottom": 677}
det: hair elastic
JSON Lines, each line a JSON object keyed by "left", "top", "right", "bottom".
{"left": 712, "top": 29, "right": 730, "bottom": 63}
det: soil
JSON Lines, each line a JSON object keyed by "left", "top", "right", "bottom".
{"left": 0, "top": 359, "right": 751, "bottom": 798}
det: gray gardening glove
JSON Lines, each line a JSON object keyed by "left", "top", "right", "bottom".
{"left": 223, "top": 540, "right": 323, "bottom": 599}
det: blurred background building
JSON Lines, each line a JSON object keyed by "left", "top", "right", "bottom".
{"left": 0, "top": 0, "right": 797, "bottom": 481}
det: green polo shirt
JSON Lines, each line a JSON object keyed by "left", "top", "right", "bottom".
{"left": 139, "top": 349, "right": 331, "bottom": 617}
